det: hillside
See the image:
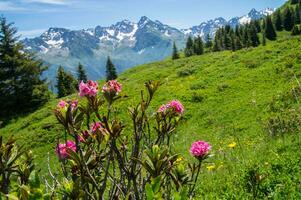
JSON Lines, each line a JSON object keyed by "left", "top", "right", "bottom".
{"left": 2, "top": 32, "right": 301, "bottom": 198}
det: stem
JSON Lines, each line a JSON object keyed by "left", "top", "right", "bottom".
{"left": 100, "top": 148, "right": 113, "bottom": 198}
{"left": 189, "top": 162, "right": 202, "bottom": 197}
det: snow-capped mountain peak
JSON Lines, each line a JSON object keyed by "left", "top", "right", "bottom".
{"left": 138, "top": 16, "right": 151, "bottom": 27}
{"left": 23, "top": 7, "right": 276, "bottom": 86}
{"left": 183, "top": 7, "right": 275, "bottom": 38}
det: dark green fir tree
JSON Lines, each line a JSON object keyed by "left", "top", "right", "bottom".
{"left": 193, "top": 36, "right": 204, "bottom": 55}
{"left": 291, "top": 0, "right": 299, "bottom": 5}
{"left": 172, "top": 41, "right": 180, "bottom": 60}
{"left": 77, "top": 63, "right": 88, "bottom": 83}
{"left": 265, "top": 15, "right": 277, "bottom": 40}
{"left": 235, "top": 37, "right": 243, "bottom": 50}
{"left": 56, "top": 66, "right": 77, "bottom": 98}
{"left": 283, "top": 7, "right": 294, "bottom": 31}
{"left": 0, "top": 17, "right": 49, "bottom": 120}
{"left": 205, "top": 34, "right": 213, "bottom": 48}
{"left": 184, "top": 36, "right": 194, "bottom": 57}
{"left": 294, "top": 5, "right": 301, "bottom": 25}
{"left": 274, "top": 10, "right": 283, "bottom": 31}
{"left": 105, "top": 56, "right": 118, "bottom": 81}
{"left": 250, "top": 24, "right": 260, "bottom": 47}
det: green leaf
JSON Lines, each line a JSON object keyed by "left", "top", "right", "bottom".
{"left": 152, "top": 176, "right": 161, "bottom": 193}
{"left": 145, "top": 183, "right": 154, "bottom": 200}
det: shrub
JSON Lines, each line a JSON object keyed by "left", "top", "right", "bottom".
{"left": 50, "top": 80, "right": 211, "bottom": 199}
{"left": 217, "top": 83, "right": 230, "bottom": 92}
{"left": 190, "top": 81, "right": 207, "bottom": 90}
{"left": 265, "top": 109, "right": 301, "bottom": 137}
{"left": 243, "top": 60, "right": 259, "bottom": 68}
{"left": 291, "top": 25, "right": 301, "bottom": 36}
{"left": 0, "top": 137, "right": 46, "bottom": 199}
{"left": 177, "top": 68, "right": 195, "bottom": 77}
{"left": 191, "top": 92, "right": 205, "bottom": 103}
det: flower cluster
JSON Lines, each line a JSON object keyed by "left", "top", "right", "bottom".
{"left": 79, "top": 80, "right": 99, "bottom": 97}
{"left": 77, "top": 130, "right": 90, "bottom": 142}
{"left": 90, "top": 121, "right": 108, "bottom": 135}
{"left": 190, "top": 140, "right": 211, "bottom": 160}
{"left": 158, "top": 100, "right": 184, "bottom": 115}
{"left": 55, "top": 140, "right": 77, "bottom": 160}
{"left": 102, "top": 80, "right": 122, "bottom": 95}
{"left": 57, "top": 100, "right": 78, "bottom": 110}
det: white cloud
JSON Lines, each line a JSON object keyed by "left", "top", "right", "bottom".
{"left": 0, "top": 2, "right": 27, "bottom": 11}
{"left": 23, "top": 0, "right": 70, "bottom": 5}
{"left": 19, "top": 28, "right": 46, "bottom": 38}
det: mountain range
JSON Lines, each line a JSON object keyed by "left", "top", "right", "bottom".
{"left": 23, "top": 8, "right": 275, "bottom": 87}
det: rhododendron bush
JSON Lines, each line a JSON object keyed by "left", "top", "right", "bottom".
{"left": 0, "top": 80, "right": 211, "bottom": 199}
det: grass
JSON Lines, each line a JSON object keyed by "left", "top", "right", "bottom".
{"left": 2, "top": 32, "right": 301, "bottom": 198}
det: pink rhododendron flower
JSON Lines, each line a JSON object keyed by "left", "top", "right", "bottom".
{"left": 157, "top": 100, "right": 184, "bottom": 115}
{"left": 190, "top": 141, "right": 211, "bottom": 159}
{"left": 102, "top": 80, "right": 122, "bottom": 95}
{"left": 55, "top": 140, "right": 77, "bottom": 160}
{"left": 79, "top": 80, "right": 98, "bottom": 97}
{"left": 56, "top": 100, "right": 78, "bottom": 110}
{"left": 90, "top": 122, "right": 107, "bottom": 135}
{"left": 57, "top": 100, "right": 67, "bottom": 109}
{"left": 158, "top": 104, "right": 169, "bottom": 113}
{"left": 77, "top": 130, "right": 90, "bottom": 142}
{"left": 169, "top": 100, "right": 184, "bottom": 114}
{"left": 71, "top": 100, "right": 78, "bottom": 110}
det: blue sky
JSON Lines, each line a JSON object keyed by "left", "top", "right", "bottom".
{"left": 1, "top": 0, "right": 287, "bottom": 38}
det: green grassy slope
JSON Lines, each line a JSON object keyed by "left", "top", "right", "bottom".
{"left": 2, "top": 32, "right": 301, "bottom": 198}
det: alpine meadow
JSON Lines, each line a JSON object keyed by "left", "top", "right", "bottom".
{"left": 1, "top": 0, "right": 301, "bottom": 199}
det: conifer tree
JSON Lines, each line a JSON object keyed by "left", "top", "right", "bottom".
{"left": 250, "top": 24, "right": 260, "bottom": 47}
{"left": 274, "top": 10, "right": 283, "bottom": 31}
{"left": 265, "top": 15, "right": 277, "bottom": 40}
{"left": 213, "top": 36, "right": 221, "bottom": 52}
{"left": 56, "top": 66, "right": 67, "bottom": 98}
{"left": 291, "top": 0, "right": 299, "bottom": 4}
{"left": 184, "top": 36, "right": 194, "bottom": 57}
{"left": 56, "top": 66, "right": 77, "bottom": 98}
{"left": 223, "top": 32, "right": 232, "bottom": 50}
{"left": 0, "top": 17, "right": 49, "bottom": 120}
{"left": 77, "top": 63, "right": 88, "bottom": 83}
{"left": 242, "top": 26, "right": 251, "bottom": 47}
{"left": 253, "top": 20, "right": 261, "bottom": 32}
{"left": 193, "top": 36, "right": 204, "bottom": 55}
{"left": 235, "top": 25, "right": 241, "bottom": 38}
{"left": 105, "top": 56, "right": 117, "bottom": 81}
{"left": 205, "top": 34, "right": 213, "bottom": 48}
{"left": 230, "top": 34, "right": 236, "bottom": 51}
{"left": 294, "top": 5, "right": 301, "bottom": 24}
{"left": 213, "top": 30, "right": 222, "bottom": 51}
{"left": 172, "top": 41, "right": 180, "bottom": 60}
{"left": 234, "top": 37, "right": 243, "bottom": 50}
{"left": 283, "top": 7, "right": 294, "bottom": 31}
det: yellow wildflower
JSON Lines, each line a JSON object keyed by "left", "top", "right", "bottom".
{"left": 228, "top": 142, "right": 237, "bottom": 148}
{"left": 175, "top": 156, "right": 184, "bottom": 165}
{"left": 207, "top": 165, "right": 216, "bottom": 171}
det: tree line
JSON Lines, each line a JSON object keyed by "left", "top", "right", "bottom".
{"left": 56, "top": 57, "right": 118, "bottom": 98}
{"left": 172, "top": 0, "right": 301, "bottom": 60}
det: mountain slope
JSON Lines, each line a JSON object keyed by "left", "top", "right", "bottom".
{"left": 23, "top": 8, "right": 274, "bottom": 88}
{"left": 3, "top": 31, "right": 301, "bottom": 197}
